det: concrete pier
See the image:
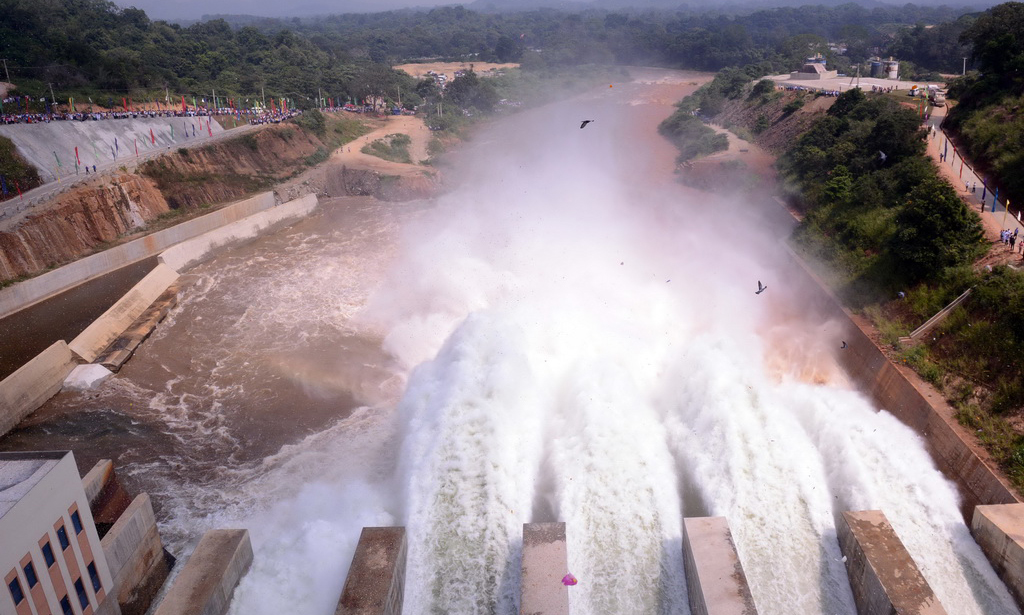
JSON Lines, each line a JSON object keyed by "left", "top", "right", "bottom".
{"left": 153, "top": 529, "right": 252, "bottom": 615}
{"left": 336, "top": 527, "right": 407, "bottom": 615}
{"left": 972, "top": 503, "right": 1024, "bottom": 609}
{"left": 102, "top": 494, "right": 171, "bottom": 615}
{"left": 681, "top": 517, "right": 758, "bottom": 615}
{"left": 520, "top": 522, "right": 570, "bottom": 615}
{"left": 838, "top": 511, "right": 947, "bottom": 615}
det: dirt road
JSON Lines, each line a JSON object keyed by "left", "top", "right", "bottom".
{"left": 331, "top": 114, "right": 434, "bottom": 177}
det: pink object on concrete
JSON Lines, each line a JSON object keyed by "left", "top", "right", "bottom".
{"left": 561, "top": 573, "right": 578, "bottom": 586}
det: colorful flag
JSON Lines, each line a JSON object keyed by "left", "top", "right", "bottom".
{"left": 1, "top": 175, "right": 7, "bottom": 196}
{"left": 115, "top": 138, "right": 118, "bottom": 154}
{"left": 135, "top": 139, "right": 138, "bottom": 157}
{"left": 53, "top": 151, "right": 62, "bottom": 167}
{"left": 150, "top": 128, "right": 155, "bottom": 144}
{"left": 15, "top": 180, "right": 22, "bottom": 200}
{"left": 69, "top": 97, "right": 74, "bottom": 112}
{"left": 170, "top": 124, "right": 174, "bottom": 139}
{"left": 123, "top": 97, "right": 128, "bottom": 112}
{"left": 74, "top": 147, "right": 80, "bottom": 165}
{"left": 182, "top": 95, "right": 187, "bottom": 112}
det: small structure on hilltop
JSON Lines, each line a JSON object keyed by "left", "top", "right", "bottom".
{"left": 790, "top": 54, "right": 838, "bottom": 81}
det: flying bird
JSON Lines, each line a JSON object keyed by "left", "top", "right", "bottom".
{"left": 878, "top": 150, "right": 887, "bottom": 162}
{"left": 841, "top": 341, "right": 848, "bottom": 349}
{"left": 580, "top": 120, "right": 595, "bottom": 129}
{"left": 756, "top": 281, "right": 767, "bottom": 295}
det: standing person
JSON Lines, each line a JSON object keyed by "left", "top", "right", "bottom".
{"left": 1011, "top": 234, "right": 1016, "bottom": 251}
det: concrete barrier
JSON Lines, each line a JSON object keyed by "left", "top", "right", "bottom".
{"left": 784, "top": 249, "right": 1019, "bottom": 521}
{"left": 336, "top": 527, "right": 407, "bottom": 615}
{"left": 0, "top": 116, "right": 224, "bottom": 183}
{"left": 0, "top": 192, "right": 275, "bottom": 320}
{"left": 101, "top": 494, "right": 172, "bottom": 615}
{"left": 682, "top": 517, "right": 758, "bottom": 615}
{"left": 972, "top": 504, "right": 1024, "bottom": 608}
{"left": 159, "top": 193, "right": 319, "bottom": 272}
{"left": 520, "top": 523, "right": 569, "bottom": 615}
{"left": 82, "top": 459, "right": 133, "bottom": 533}
{"left": 0, "top": 340, "right": 76, "bottom": 433}
{"left": 837, "top": 510, "right": 947, "bottom": 615}
{"left": 153, "top": 529, "right": 252, "bottom": 615}
{"left": 69, "top": 263, "right": 179, "bottom": 362}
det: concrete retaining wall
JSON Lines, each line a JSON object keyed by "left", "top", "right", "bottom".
{"left": 0, "top": 340, "right": 76, "bottom": 432}
{"left": 785, "top": 250, "right": 1019, "bottom": 521}
{"left": 159, "top": 193, "right": 318, "bottom": 272}
{"left": 0, "top": 191, "right": 275, "bottom": 320}
{"left": 69, "top": 263, "right": 180, "bottom": 362}
{"left": 82, "top": 459, "right": 133, "bottom": 531}
{"left": 972, "top": 504, "right": 1024, "bottom": 608}
{"left": 336, "top": 527, "right": 407, "bottom": 615}
{"left": 153, "top": 529, "right": 252, "bottom": 615}
{"left": 520, "top": 523, "right": 569, "bottom": 615}
{"left": 681, "top": 517, "right": 758, "bottom": 615}
{"left": 101, "top": 493, "right": 172, "bottom": 615}
{"left": 0, "top": 116, "right": 224, "bottom": 184}
{"left": 837, "top": 510, "right": 947, "bottom": 615}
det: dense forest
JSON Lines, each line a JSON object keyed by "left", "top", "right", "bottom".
{"left": 0, "top": 0, "right": 978, "bottom": 112}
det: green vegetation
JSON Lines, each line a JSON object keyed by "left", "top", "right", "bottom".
{"left": 0, "top": 136, "right": 41, "bottom": 199}
{"left": 780, "top": 88, "right": 984, "bottom": 299}
{"left": 658, "top": 113, "right": 728, "bottom": 163}
{"left": 361, "top": 134, "right": 412, "bottom": 164}
{"left": 0, "top": 0, "right": 979, "bottom": 117}
{"left": 944, "top": 3, "right": 1024, "bottom": 218}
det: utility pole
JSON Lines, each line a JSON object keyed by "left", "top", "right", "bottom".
{"left": 48, "top": 82, "right": 55, "bottom": 104}
{"left": 212, "top": 88, "right": 216, "bottom": 111}
{"left": 1, "top": 59, "right": 10, "bottom": 83}
{"left": 261, "top": 86, "right": 266, "bottom": 109}
{"left": 962, "top": 57, "right": 967, "bottom": 75}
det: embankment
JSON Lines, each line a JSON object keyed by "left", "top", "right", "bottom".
{"left": 0, "top": 116, "right": 225, "bottom": 183}
{"left": 140, "top": 124, "right": 325, "bottom": 210}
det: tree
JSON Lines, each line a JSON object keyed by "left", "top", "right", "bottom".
{"left": 889, "top": 178, "right": 983, "bottom": 283}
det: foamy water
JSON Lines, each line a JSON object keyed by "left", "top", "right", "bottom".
{"left": 24, "top": 78, "right": 1020, "bottom": 615}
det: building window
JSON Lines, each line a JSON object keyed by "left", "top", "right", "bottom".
{"left": 74, "top": 578, "right": 89, "bottom": 610}
{"left": 8, "top": 578, "right": 24, "bottom": 605}
{"left": 60, "top": 595, "right": 73, "bottom": 615}
{"left": 23, "top": 562, "right": 38, "bottom": 588}
{"left": 71, "top": 510, "right": 83, "bottom": 535}
{"left": 87, "top": 562, "right": 101, "bottom": 593}
{"left": 57, "top": 525, "right": 70, "bottom": 550}
{"left": 42, "top": 541, "right": 56, "bottom": 567}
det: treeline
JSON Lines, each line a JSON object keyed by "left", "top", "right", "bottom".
{"left": 780, "top": 88, "right": 983, "bottom": 293}
{"left": 944, "top": 2, "right": 1024, "bottom": 215}
{"left": 0, "top": 0, "right": 980, "bottom": 111}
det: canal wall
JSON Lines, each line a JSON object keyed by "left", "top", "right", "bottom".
{"left": 0, "top": 340, "right": 77, "bottom": 432}
{"left": 785, "top": 249, "right": 1020, "bottom": 521}
{"left": 972, "top": 504, "right": 1024, "bottom": 608}
{"left": 159, "top": 193, "right": 318, "bottom": 272}
{"left": 520, "top": 523, "right": 570, "bottom": 615}
{"left": 0, "top": 191, "right": 275, "bottom": 320}
{"left": 681, "top": 517, "right": 758, "bottom": 615}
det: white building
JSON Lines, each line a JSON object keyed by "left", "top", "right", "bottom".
{"left": 1, "top": 451, "right": 118, "bottom": 615}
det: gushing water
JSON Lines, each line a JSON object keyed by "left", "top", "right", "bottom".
{"left": 22, "top": 76, "right": 1020, "bottom": 615}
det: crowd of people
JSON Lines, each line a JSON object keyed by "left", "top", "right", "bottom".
{"left": 0, "top": 106, "right": 303, "bottom": 126}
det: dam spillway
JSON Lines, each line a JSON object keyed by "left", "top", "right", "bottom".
{"left": 1, "top": 73, "right": 1022, "bottom": 615}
